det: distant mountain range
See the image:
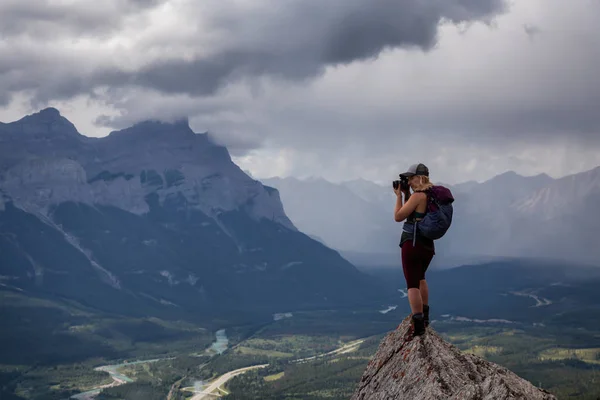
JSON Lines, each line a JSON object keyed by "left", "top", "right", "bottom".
{"left": 0, "top": 108, "right": 388, "bottom": 321}
{"left": 264, "top": 167, "right": 600, "bottom": 267}
{"left": 2, "top": 107, "right": 596, "bottom": 322}
{"left": 261, "top": 177, "right": 398, "bottom": 253}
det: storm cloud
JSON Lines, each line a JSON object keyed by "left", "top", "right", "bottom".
{"left": 0, "top": 0, "right": 165, "bottom": 38}
{"left": 1, "top": 0, "right": 600, "bottom": 184}
{"left": 0, "top": 0, "right": 506, "bottom": 101}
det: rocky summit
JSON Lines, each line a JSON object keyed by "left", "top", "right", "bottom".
{"left": 351, "top": 317, "right": 557, "bottom": 400}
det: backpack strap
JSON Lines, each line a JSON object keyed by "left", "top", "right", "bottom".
{"left": 413, "top": 221, "right": 417, "bottom": 247}
{"left": 418, "top": 187, "right": 439, "bottom": 212}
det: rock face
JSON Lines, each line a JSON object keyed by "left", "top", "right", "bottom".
{"left": 0, "top": 109, "right": 295, "bottom": 227}
{"left": 351, "top": 318, "right": 557, "bottom": 400}
{"left": 0, "top": 108, "right": 388, "bottom": 320}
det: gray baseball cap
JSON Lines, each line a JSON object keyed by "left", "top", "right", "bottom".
{"left": 400, "top": 163, "right": 429, "bottom": 177}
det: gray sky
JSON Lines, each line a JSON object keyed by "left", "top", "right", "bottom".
{"left": 1, "top": 0, "right": 599, "bottom": 184}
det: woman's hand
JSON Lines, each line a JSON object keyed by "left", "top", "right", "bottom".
{"left": 393, "top": 185, "right": 402, "bottom": 197}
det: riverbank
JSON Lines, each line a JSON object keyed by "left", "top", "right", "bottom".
{"left": 70, "top": 329, "right": 229, "bottom": 399}
{"left": 181, "top": 337, "right": 367, "bottom": 399}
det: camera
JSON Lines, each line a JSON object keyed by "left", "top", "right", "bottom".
{"left": 392, "top": 175, "right": 410, "bottom": 191}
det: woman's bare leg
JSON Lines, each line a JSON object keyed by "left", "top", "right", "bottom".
{"left": 420, "top": 280, "right": 429, "bottom": 305}
{"left": 407, "top": 288, "right": 423, "bottom": 315}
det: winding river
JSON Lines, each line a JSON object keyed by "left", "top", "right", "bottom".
{"left": 71, "top": 329, "right": 228, "bottom": 399}
{"left": 209, "top": 329, "right": 228, "bottom": 355}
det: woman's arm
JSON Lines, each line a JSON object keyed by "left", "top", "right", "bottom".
{"left": 394, "top": 192, "right": 425, "bottom": 222}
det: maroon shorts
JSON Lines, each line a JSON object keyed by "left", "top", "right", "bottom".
{"left": 401, "top": 240, "right": 435, "bottom": 289}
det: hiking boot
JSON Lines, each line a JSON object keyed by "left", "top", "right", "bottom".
{"left": 412, "top": 313, "right": 425, "bottom": 337}
{"left": 423, "top": 304, "right": 430, "bottom": 327}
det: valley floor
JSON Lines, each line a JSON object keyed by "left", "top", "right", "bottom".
{"left": 82, "top": 310, "right": 600, "bottom": 400}
{"left": 219, "top": 317, "right": 600, "bottom": 400}
{"left": 4, "top": 259, "right": 600, "bottom": 400}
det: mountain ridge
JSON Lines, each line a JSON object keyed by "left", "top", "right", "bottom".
{"left": 265, "top": 167, "right": 600, "bottom": 265}
{"left": 0, "top": 108, "right": 389, "bottom": 323}
{"left": 1, "top": 108, "right": 297, "bottom": 228}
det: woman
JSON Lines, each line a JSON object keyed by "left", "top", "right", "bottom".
{"left": 393, "top": 163, "right": 434, "bottom": 337}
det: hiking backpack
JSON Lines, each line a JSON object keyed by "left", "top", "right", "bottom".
{"left": 417, "top": 185, "right": 455, "bottom": 240}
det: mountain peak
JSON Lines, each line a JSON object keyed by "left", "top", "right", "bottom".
{"left": 23, "top": 107, "right": 66, "bottom": 125}
{"left": 112, "top": 117, "right": 193, "bottom": 134}
{"left": 351, "top": 317, "right": 556, "bottom": 400}
{"left": 495, "top": 170, "right": 522, "bottom": 180}
{"left": 36, "top": 107, "right": 61, "bottom": 119}
{"left": 135, "top": 116, "right": 191, "bottom": 129}
{"left": 2, "top": 107, "right": 81, "bottom": 138}
{"left": 534, "top": 172, "right": 552, "bottom": 179}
